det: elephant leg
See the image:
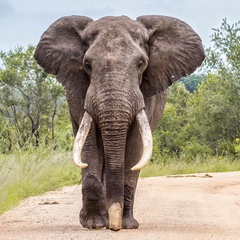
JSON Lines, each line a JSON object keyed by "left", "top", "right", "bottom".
{"left": 80, "top": 123, "right": 108, "bottom": 229}
{"left": 123, "top": 123, "right": 142, "bottom": 229}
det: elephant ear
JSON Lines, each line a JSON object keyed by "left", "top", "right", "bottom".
{"left": 34, "top": 16, "right": 93, "bottom": 98}
{"left": 137, "top": 15, "right": 205, "bottom": 97}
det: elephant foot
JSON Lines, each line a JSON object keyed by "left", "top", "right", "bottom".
{"left": 122, "top": 216, "right": 139, "bottom": 229}
{"left": 80, "top": 174, "right": 108, "bottom": 229}
{"left": 80, "top": 209, "right": 108, "bottom": 229}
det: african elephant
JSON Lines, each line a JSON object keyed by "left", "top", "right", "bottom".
{"left": 34, "top": 15, "right": 204, "bottom": 231}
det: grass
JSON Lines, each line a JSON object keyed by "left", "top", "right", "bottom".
{"left": 140, "top": 155, "right": 240, "bottom": 178}
{"left": 0, "top": 146, "right": 81, "bottom": 215}
{"left": 1, "top": 148, "right": 240, "bottom": 215}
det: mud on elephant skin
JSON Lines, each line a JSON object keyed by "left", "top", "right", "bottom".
{"left": 34, "top": 15, "right": 205, "bottom": 231}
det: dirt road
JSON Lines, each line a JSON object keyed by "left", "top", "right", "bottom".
{"left": 1, "top": 172, "right": 240, "bottom": 240}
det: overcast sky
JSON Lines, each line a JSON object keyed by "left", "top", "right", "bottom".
{"left": 0, "top": 0, "right": 240, "bottom": 52}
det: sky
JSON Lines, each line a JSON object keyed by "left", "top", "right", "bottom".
{"left": 0, "top": 0, "right": 240, "bottom": 52}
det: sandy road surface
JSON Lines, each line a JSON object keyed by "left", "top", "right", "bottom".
{"left": 0, "top": 172, "right": 240, "bottom": 240}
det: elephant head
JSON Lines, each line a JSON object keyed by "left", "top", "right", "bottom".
{"left": 34, "top": 15, "right": 204, "bottom": 230}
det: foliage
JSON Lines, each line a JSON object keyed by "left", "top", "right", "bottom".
{"left": 203, "top": 18, "right": 240, "bottom": 78}
{"left": 0, "top": 46, "right": 72, "bottom": 153}
{"left": 188, "top": 74, "right": 239, "bottom": 152}
{"left": 180, "top": 74, "right": 206, "bottom": 93}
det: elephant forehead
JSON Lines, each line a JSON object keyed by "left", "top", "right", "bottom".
{"left": 82, "top": 16, "right": 148, "bottom": 44}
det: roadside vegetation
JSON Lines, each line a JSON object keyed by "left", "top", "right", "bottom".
{"left": 0, "top": 145, "right": 80, "bottom": 215}
{"left": 0, "top": 19, "right": 239, "bottom": 214}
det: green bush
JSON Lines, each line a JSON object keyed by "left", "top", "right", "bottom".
{"left": 233, "top": 138, "right": 240, "bottom": 157}
{"left": 216, "top": 141, "right": 236, "bottom": 156}
{"left": 181, "top": 142, "right": 213, "bottom": 159}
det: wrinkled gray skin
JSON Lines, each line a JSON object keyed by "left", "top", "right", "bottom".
{"left": 34, "top": 15, "right": 205, "bottom": 230}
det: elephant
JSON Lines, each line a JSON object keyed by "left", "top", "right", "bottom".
{"left": 34, "top": 15, "right": 205, "bottom": 231}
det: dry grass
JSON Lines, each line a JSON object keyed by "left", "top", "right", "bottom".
{"left": 140, "top": 156, "right": 240, "bottom": 178}
{"left": 0, "top": 147, "right": 81, "bottom": 215}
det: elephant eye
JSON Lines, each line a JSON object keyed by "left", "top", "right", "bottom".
{"left": 137, "top": 58, "right": 147, "bottom": 71}
{"left": 84, "top": 60, "right": 92, "bottom": 73}
{"left": 138, "top": 60, "right": 144, "bottom": 69}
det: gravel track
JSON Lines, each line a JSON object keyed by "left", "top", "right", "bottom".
{"left": 1, "top": 171, "right": 240, "bottom": 240}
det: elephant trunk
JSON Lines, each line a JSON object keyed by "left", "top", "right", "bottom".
{"left": 97, "top": 100, "right": 130, "bottom": 231}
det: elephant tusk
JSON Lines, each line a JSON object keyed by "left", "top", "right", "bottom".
{"left": 73, "top": 111, "right": 93, "bottom": 168}
{"left": 131, "top": 109, "right": 153, "bottom": 171}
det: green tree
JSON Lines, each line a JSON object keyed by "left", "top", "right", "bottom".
{"left": 202, "top": 19, "right": 240, "bottom": 153}
{"left": 182, "top": 19, "right": 239, "bottom": 156}
{"left": 180, "top": 74, "right": 206, "bottom": 93}
{"left": 0, "top": 46, "right": 66, "bottom": 152}
{"left": 204, "top": 18, "right": 240, "bottom": 79}
{"left": 154, "top": 83, "right": 190, "bottom": 156}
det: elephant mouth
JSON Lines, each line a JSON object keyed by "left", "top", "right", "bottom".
{"left": 72, "top": 109, "right": 153, "bottom": 170}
